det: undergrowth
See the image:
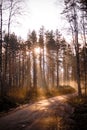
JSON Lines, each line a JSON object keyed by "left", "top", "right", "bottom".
{"left": 0, "top": 85, "right": 75, "bottom": 112}
{"left": 67, "top": 95, "right": 87, "bottom": 130}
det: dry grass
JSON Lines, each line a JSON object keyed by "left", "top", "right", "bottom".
{"left": 7, "top": 85, "right": 76, "bottom": 103}
{"left": 31, "top": 85, "right": 76, "bottom": 102}
{"left": 7, "top": 87, "right": 29, "bottom": 103}
{"left": 7, "top": 85, "right": 75, "bottom": 102}
{"left": 0, "top": 85, "right": 75, "bottom": 112}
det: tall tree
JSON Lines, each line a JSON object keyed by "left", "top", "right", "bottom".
{"left": 4, "top": 33, "right": 18, "bottom": 88}
{"left": 38, "top": 26, "right": 45, "bottom": 87}
{"left": 0, "top": 1, "right": 3, "bottom": 96}
{"left": 0, "top": 0, "right": 25, "bottom": 89}
{"left": 45, "top": 30, "right": 56, "bottom": 87}
{"left": 63, "top": 0, "right": 82, "bottom": 96}
{"left": 29, "top": 30, "right": 37, "bottom": 89}
{"left": 55, "top": 29, "right": 62, "bottom": 88}
{"left": 79, "top": 1, "right": 87, "bottom": 95}
{"left": 39, "top": 26, "right": 44, "bottom": 69}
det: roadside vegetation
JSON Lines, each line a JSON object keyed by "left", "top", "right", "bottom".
{"left": 0, "top": 85, "right": 75, "bottom": 113}
{"left": 67, "top": 95, "right": 87, "bottom": 130}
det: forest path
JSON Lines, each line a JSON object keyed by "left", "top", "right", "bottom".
{"left": 0, "top": 93, "right": 76, "bottom": 130}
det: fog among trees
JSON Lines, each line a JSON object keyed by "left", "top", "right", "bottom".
{"left": 0, "top": 0, "right": 87, "bottom": 99}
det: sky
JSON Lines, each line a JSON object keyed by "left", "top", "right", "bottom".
{"left": 7, "top": 0, "right": 70, "bottom": 41}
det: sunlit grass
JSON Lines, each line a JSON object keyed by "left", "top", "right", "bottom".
{"left": 0, "top": 87, "right": 29, "bottom": 112}
{"left": 60, "top": 80, "right": 77, "bottom": 90}
{"left": 5, "top": 85, "right": 75, "bottom": 103}
{"left": 7, "top": 85, "right": 76, "bottom": 102}
{"left": 0, "top": 85, "right": 75, "bottom": 112}
{"left": 29, "top": 85, "right": 76, "bottom": 102}
{"left": 7, "top": 87, "right": 29, "bottom": 103}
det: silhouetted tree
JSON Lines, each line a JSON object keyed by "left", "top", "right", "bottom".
{"left": 29, "top": 30, "right": 37, "bottom": 89}
{"left": 63, "top": 0, "right": 82, "bottom": 96}
{"left": 0, "top": 1, "right": 3, "bottom": 96}
{"left": 55, "top": 29, "right": 62, "bottom": 88}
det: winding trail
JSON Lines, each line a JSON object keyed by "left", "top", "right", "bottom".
{"left": 0, "top": 93, "right": 76, "bottom": 130}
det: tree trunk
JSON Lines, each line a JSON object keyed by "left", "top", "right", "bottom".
{"left": 0, "top": 3, "right": 3, "bottom": 96}
{"left": 57, "top": 48, "right": 59, "bottom": 88}
{"left": 33, "top": 51, "right": 37, "bottom": 89}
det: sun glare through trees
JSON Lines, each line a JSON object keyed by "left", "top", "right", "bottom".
{"left": 34, "top": 47, "right": 41, "bottom": 55}
{"left": 0, "top": 0, "right": 87, "bottom": 130}
{"left": 0, "top": 0, "right": 87, "bottom": 102}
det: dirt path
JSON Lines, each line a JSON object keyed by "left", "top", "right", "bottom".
{"left": 0, "top": 94, "right": 76, "bottom": 130}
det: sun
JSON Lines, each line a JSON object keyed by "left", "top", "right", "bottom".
{"left": 34, "top": 47, "right": 41, "bottom": 55}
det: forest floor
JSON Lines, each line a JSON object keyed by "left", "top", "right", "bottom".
{"left": 0, "top": 93, "right": 77, "bottom": 130}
